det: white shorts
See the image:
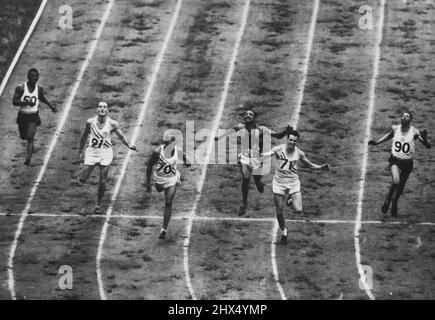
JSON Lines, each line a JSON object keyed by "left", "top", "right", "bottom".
{"left": 154, "top": 171, "right": 180, "bottom": 190}
{"left": 272, "top": 176, "right": 301, "bottom": 196}
{"left": 238, "top": 153, "right": 263, "bottom": 171}
{"left": 84, "top": 147, "right": 113, "bottom": 166}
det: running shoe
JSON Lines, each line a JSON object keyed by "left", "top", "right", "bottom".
{"left": 159, "top": 230, "right": 166, "bottom": 240}
{"left": 238, "top": 205, "right": 247, "bottom": 217}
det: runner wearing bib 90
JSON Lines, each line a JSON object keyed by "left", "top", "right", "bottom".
{"left": 369, "top": 111, "right": 431, "bottom": 217}
{"left": 75, "top": 102, "right": 137, "bottom": 214}
{"left": 215, "top": 109, "right": 292, "bottom": 216}
{"left": 146, "top": 133, "right": 191, "bottom": 240}
{"left": 12, "top": 68, "right": 57, "bottom": 166}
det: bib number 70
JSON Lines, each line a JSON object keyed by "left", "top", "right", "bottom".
{"left": 394, "top": 141, "right": 410, "bottom": 154}
{"left": 157, "top": 162, "right": 175, "bottom": 175}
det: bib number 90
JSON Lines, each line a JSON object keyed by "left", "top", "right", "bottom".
{"left": 394, "top": 141, "right": 410, "bottom": 154}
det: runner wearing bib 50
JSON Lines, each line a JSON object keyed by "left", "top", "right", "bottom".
{"left": 12, "top": 68, "right": 57, "bottom": 166}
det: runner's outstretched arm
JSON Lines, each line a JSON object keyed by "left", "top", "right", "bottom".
{"left": 418, "top": 129, "right": 431, "bottom": 149}
{"left": 215, "top": 124, "right": 243, "bottom": 141}
{"left": 368, "top": 130, "right": 394, "bottom": 146}
{"left": 113, "top": 122, "right": 137, "bottom": 151}
{"left": 75, "top": 121, "right": 91, "bottom": 163}
{"left": 270, "top": 125, "right": 293, "bottom": 139}
{"left": 260, "top": 145, "right": 282, "bottom": 160}
{"left": 300, "top": 151, "right": 329, "bottom": 171}
{"left": 38, "top": 87, "right": 57, "bottom": 112}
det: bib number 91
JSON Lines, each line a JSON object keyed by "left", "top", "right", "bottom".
{"left": 91, "top": 138, "right": 104, "bottom": 148}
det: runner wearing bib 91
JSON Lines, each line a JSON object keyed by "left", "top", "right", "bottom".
{"left": 146, "top": 133, "right": 191, "bottom": 240}
{"left": 261, "top": 129, "right": 329, "bottom": 244}
{"left": 75, "top": 102, "right": 137, "bottom": 214}
{"left": 369, "top": 111, "right": 431, "bottom": 217}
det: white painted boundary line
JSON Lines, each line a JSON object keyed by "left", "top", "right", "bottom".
{"left": 271, "top": 0, "right": 320, "bottom": 301}
{"left": 355, "top": 0, "right": 386, "bottom": 301}
{"left": 95, "top": 0, "right": 184, "bottom": 301}
{"left": 182, "top": 0, "right": 252, "bottom": 301}
{"left": 2, "top": 212, "right": 435, "bottom": 226}
{"left": 6, "top": 0, "right": 115, "bottom": 300}
{"left": 0, "top": 0, "right": 48, "bottom": 98}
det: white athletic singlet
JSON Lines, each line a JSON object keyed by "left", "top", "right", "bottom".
{"left": 274, "top": 145, "right": 301, "bottom": 184}
{"left": 154, "top": 145, "right": 178, "bottom": 179}
{"left": 236, "top": 123, "right": 267, "bottom": 158}
{"left": 391, "top": 125, "right": 417, "bottom": 160}
{"left": 88, "top": 116, "right": 115, "bottom": 149}
{"left": 20, "top": 82, "right": 39, "bottom": 114}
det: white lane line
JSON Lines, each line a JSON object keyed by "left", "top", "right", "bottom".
{"left": 6, "top": 0, "right": 115, "bottom": 300}
{"left": 271, "top": 0, "right": 320, "bottom": 301}
{"left": 2, "top": 211, "right": 435, "bottom": 226}
{"left": 95, "top": 0, "right": 184, "bottom": 301}
{"left": 355, "top": 0, "right": 386, "bottom": 301}
{"left": 0, "top": 0, "right": 48, "bottom": 98}
{"left": 182, "top": 0, "right": 252, "bottom": 301}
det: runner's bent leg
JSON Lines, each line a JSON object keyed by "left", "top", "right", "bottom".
{"left": 239, "top": 163, "right": 252, "bottom": 209}
{"left": 274, "top": 193, "right": 286, "bottom": 232}
{"left": 163, "top": 185, "right": 177, "bottom": 230}
{"left": 25, "top": 122, "right": 37, "bottom": 164}
{"left": 97, "top": 165, "right": 110, "bottom": 207}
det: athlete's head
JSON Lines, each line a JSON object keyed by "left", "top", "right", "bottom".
{"left": 286, "top": 130, "right": 300, "bottom": 151}
{"left": 27, "top": 68, "right": 39, "bottom": 85}
{"left": 97, "top": 101, "right": 109, "bottom": 116}
{"left": 163, "top": 133, "right": 175, "bottom": 143}
{"left": 243, "top": 109, "right": 257, "bottom": 123}
{"left": 400, "top": 111, "right": 413, "bottom": 126}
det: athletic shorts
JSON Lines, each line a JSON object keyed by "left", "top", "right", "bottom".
{"left": 84, "top": 147, "right": 113, "bottom": 166}
{"left": 238, "top": 153, "right": 263, "bottom": 171}
{"left": 272, "top": 176, "right": 301, "bottom": 196}
{"left": 154, "top": 170, "right": 180, "bottom": 191}
{"left": 16, "top": 112, "right": 41, "bottom": 140}
{"left": 388, "top": 155, "right": 413, "bottom": 175}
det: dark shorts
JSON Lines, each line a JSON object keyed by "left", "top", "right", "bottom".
{"left": 388, "top": 155, "right": 413, "bottom": 175}
{"left": 16, "top": 112, "right": 41, "bottom": 140}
